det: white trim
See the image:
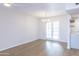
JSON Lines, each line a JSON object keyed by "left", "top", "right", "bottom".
{"left": 0, "top": 39, "right": 38, "bottom": 51}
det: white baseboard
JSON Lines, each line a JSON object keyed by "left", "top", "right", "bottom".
{"left": 39, "top": 38, "right": 67, "bottom": 43}
{"left": 0, "top": 39, "right": 38, "bottom": 51}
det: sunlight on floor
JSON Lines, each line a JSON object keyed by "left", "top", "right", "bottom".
{"left": 45, "top": 41, "right": 64, "bottom": 56}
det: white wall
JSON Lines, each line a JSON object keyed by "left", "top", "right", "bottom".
{"left": 0, "top": 7, "right": 38, "bottom": 51}
{"left": 56, "top": 15, "right": 70, "bottom": 42}
{"left": 38, "top": 15, "right": 70, "bottom": 43}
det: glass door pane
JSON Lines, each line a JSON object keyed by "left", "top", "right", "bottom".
{"left": 53, "top": 21, "right": 60, "bottom": 39}
{"left": 46, "top": 21, "right": 52, "bottom": 39}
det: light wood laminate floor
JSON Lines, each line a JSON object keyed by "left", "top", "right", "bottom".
{"left": 0, "top": 39, "right": 79, "bottom": 56}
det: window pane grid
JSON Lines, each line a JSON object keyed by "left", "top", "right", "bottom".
{"left": 53, "top": 21, "right": 59, "bottom": 39}
{"left": 46, "top": 21, "right": 51, "bottom": 38}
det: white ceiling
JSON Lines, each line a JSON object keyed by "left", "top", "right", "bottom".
{"left": 11, "top": 3, "right": 67, "bottom": 17}
{"left": 0, "top": 3, "right": 78, "bottom": 18}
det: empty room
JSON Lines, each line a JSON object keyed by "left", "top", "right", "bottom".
{"left": 0, "top": 3, "right": 79, "bottom": 56}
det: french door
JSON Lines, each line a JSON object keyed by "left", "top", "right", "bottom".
{"left": 46, "top": 20, "right": 60, "bottom": 40}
